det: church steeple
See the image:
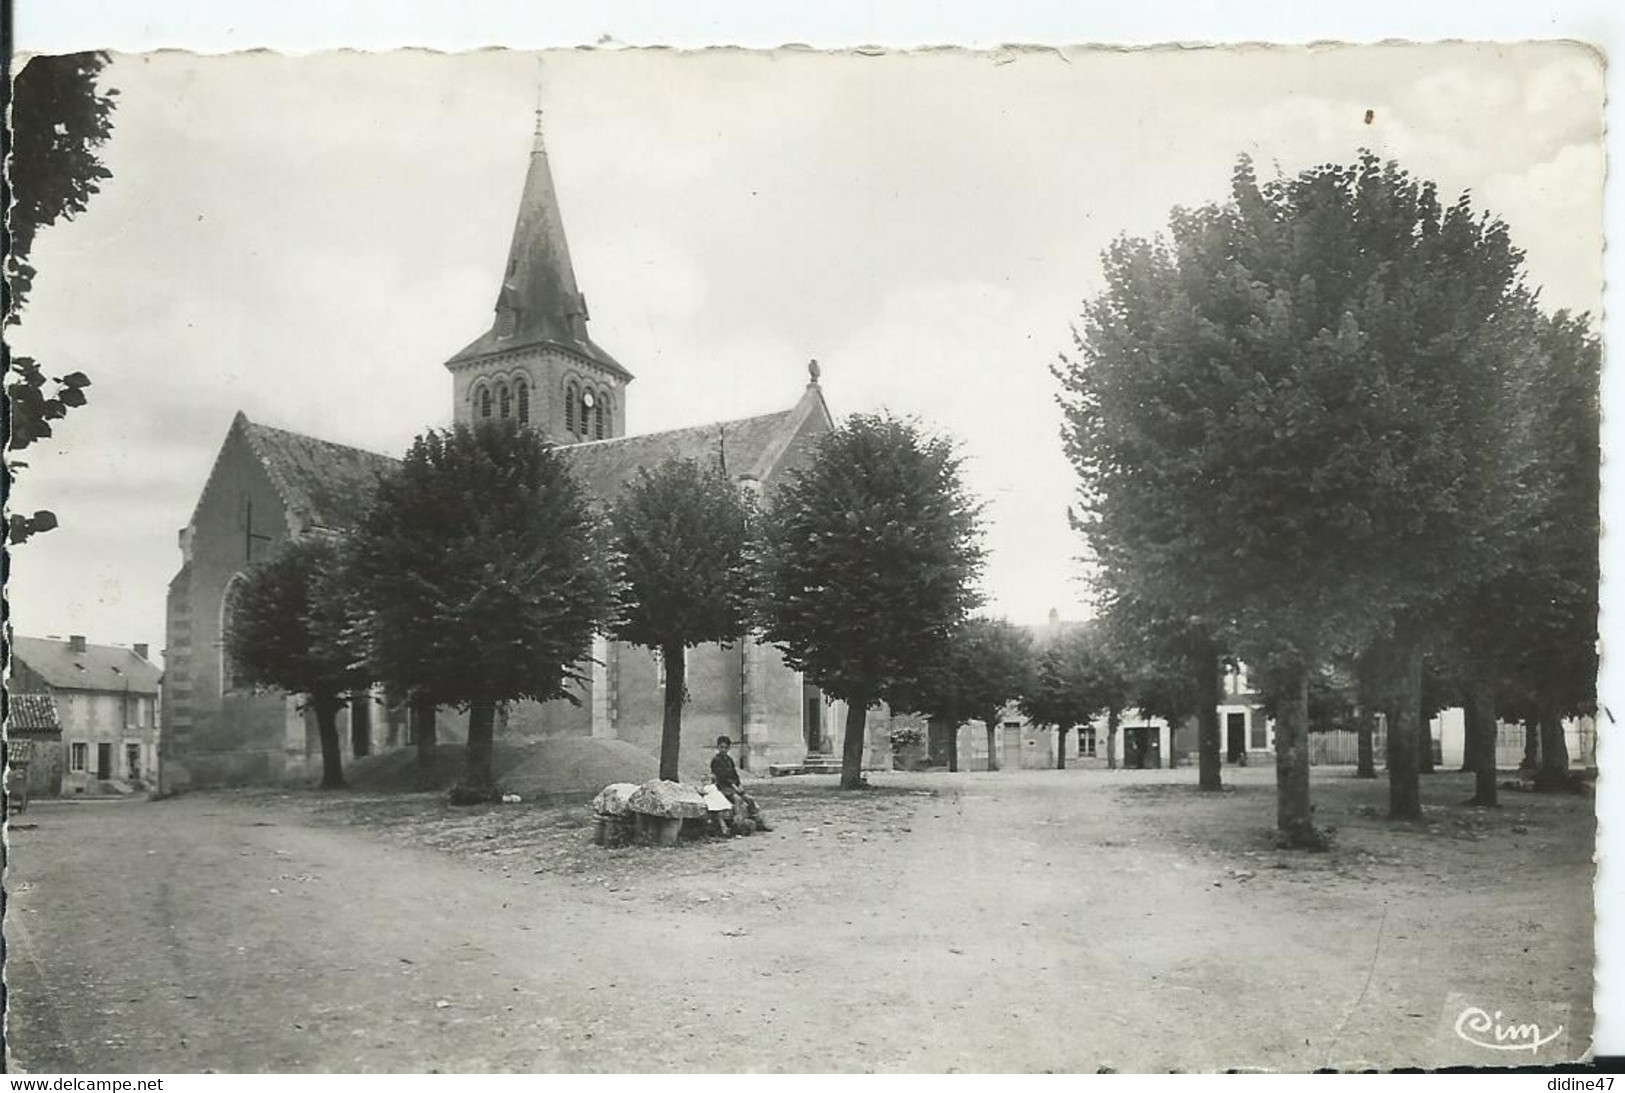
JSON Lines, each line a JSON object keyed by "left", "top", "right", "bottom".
{"left": 444, "top": 105, "right": 630, "bottom": 384}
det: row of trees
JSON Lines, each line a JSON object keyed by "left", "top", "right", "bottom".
{"left": 228, "top": 412, "right": 986, "bottom": 801}
{"left": 1057, "top": 152, "right": 1600, "bottom": 847}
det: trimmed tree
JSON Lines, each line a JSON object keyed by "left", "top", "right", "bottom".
{"left": 898, "top": 618, "right": 1033, "bottom": 772}
{"left": 7, "top": 52, "right": 118, "bottom": 543}
{"left": 607, "top": 458, "right": 755, "bottom": 782}
{"left": 349, "top": 420, "right": 614, "bottom": 804}
{"left": 1018, "top": 623, "right": 1126, "bottom": 770}
{"left": 755, "top": 413, "right": 984, "bottom": 790}
{"left": 1455, "top": 310, "right": 1601, "bottom": 797}
{"left": 1100, "top": 590, "right": 1225, "bottom": 788}
{"left": 1058, "top": 152, "right": 1533, "bottom": 845}
{"left": 223, "top": 536, "right": 366, "bottom": 789}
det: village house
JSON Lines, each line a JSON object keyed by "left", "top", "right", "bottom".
{"left": 6, "top": 692, "right": 64, "bottom": 802}
{"left": 9, "top": 635, "right": 161, "bottom": 795}
{"left": 161, "top": 113, "right": 901, "bottom": 790}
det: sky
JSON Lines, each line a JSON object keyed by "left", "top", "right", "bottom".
{"left": 6, "top": 42, "right": 1606, "bottom": 657}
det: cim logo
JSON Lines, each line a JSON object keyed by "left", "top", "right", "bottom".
{"left": 1453, "top": 1006, "right": 1565, "bottom": 1055}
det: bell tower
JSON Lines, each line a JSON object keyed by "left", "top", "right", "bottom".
{"left": 444, "top": 105, "right": 632, "bottom": 443}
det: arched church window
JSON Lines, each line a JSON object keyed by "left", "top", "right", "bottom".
{"left": 516, "top": 381, "right": 530, "bottom": 425}
{"left": 220, "top": 574, "right": 250, "bottom": 694}
{"left": 499, "top": 382, "right": 512, "bottom": 420}
{"left": 479, "top": 386, "right": 493, "bottom": 420}
{"left": 594, "top": 392, "right": 607, "bottom": 439}
{"left": 565, "top": 381, "right": 579, "bottom": 434}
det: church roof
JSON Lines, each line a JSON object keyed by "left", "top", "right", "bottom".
{"left": 216, "top": 375, "right": 829, "bottom": 528}
{"left": 559, "top": 408, "right": 798, "bottom": 501}
{"left": 238, "top": 414, "right": 399, "bottom": 531}
{"left": 445, "top": 119, "right": 631, "bottom": 381}
{"left": 10, "top": 636, "right": 162, "bottom": 695}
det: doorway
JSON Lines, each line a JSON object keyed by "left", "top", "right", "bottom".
{"left": 1124, "top": 726, "right": 1162, "bottom": 769}
{"left": 350, "top": 696, "right": 372, "bottom": 758}
{"left": 1226, "top": 712, "right": 1246, "bottom": 763}
{"left": 96, "top": 742, "right": 112, "bottom": 781}
{"left": 802, "top": 683, "right": 824, "bottom": 753}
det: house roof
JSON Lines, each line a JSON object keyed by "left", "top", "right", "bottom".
{"left": 444, "top": 122, "right": 630, "bottom": 381}
{"left": 238, "top": 414, "right": 400, "bottom": 532}
{"left": 10, "top": 636, "right": 162, "bottom": 695}
{"left": 7, "top": 693, "right": 61, "bottom": 734}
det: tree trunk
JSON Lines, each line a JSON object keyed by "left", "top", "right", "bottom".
{"left": 412, "top": 697, "right": 438, "bottom": 790}
{"left": 947, "top": 721, "right": 960, "bottom": 773}
{"left": 1534, "top": 698, "right": 1571, "bottom": 792}
{"left": 1418, "top": 714, "right": 1436, "bottom": 774}
{"left": 312, "top": 694, "right": 345, "bottom": 789}
{"left": 1106, "top": 707, "right": 1121, "bottom": 771}
{"left": 1272, "top": 662, "right": 1321, "bottom": 849}
{"left": 1197, "top": 650, "right": 1223, "bottom": 791}
{"left": 1354, "top": 709, "right": 1377, "bottom": 779}
{"left": 1460, "top": 689, "right": 1483, "bottom": 773}
{"left": 659, "top": 640, "right": 686, "bottom": 782}
{"left": 1383, "top": 636, "right": 1424, "bottom": 821}
{"left": 452, "top": 698, "right": 498, "bottom": 804}
{"left": 1464, "top": 676, "right": 1498, "bottom": 806}
{"left": 840, "top": 690, "right": 868, "bottom": 790}
{"left": 1056, "top": 726, "right": 1068, "bottom": 770}
{"left": 1521, "top": 716, "right": 1540, "bottom": 772}
{"left": 986, "top": 722, "right": 999, "bottom": 771}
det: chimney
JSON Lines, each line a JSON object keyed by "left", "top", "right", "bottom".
{"left": 69, "top": 635, "right": 87, "bottom": 654}
{"left": 134, "top": 643, "right": 149, "bottom": 661}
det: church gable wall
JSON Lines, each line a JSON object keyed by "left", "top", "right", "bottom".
{"left": 162, "top": 430, "right": 299, "bottom": 789}
{"left": 758, "top": 401, "right": 834, "bottom": 494}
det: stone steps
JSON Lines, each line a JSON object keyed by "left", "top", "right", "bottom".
{"left": 767, "top": 753, "right": 845, "bottom": 777}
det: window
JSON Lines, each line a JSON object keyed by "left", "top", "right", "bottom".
{"left": 516, "top": 381, "right": 530, "bottom": 425}
{"left": 594, "top": 394, "right": 607, "bottom": 439}
{"left": 499, "top": 383, "right": 512, "bottom": 419}
{"left": 221, "top": 575, "right": 251, "bottom": 692}
{"left": 479, "top": 386, "right": 493, "bottom": 420}
{"left": 1079, "top": 727, "right": 1098, "bottom": 757}
{"left": 565, "top": 381, "right": 579, "bottom": 434}
{"left": 70, "top": 742, "right": 88, "bottom": 772}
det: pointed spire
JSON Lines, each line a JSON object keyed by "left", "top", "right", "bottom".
{"left": 445, "top": 89, "right": 630, "bottom": 381}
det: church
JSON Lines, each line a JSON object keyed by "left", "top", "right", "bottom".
{"left": 159, "top": 115, "right": 899, "bottom": 791}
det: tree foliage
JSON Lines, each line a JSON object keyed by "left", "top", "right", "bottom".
{"left": 1058, "top": 152, "right": 1535, "bottom": 842}
{"left": 607, "top": 458, "right": 755, "bottom": 780}
{"left": 349, "top": 420, "right": 614, "bottom": 801}
{"left": 223, "top": 536, "right": 367, "bottom": 788}
{"left": 756, "top": 413, "right": 984, "bottom": 788}
{"left": 6, "top": 53, "right": 118, "bottom": 544}
{"left": 1018, "top": 623, "right": 1130, "bottom": 768}
{"left": 897, "top": 617, "right": 1033, "bottom": 771}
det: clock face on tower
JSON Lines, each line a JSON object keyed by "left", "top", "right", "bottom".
{"left": 582, "top": 390, "right": 596, "bottom": 410}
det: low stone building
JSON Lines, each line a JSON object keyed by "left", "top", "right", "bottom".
{"left": 6, "top": 692, "right": 65, "bottom": 800}
{"left": 9, "top": 635, "right": 161, "bottom": 795}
